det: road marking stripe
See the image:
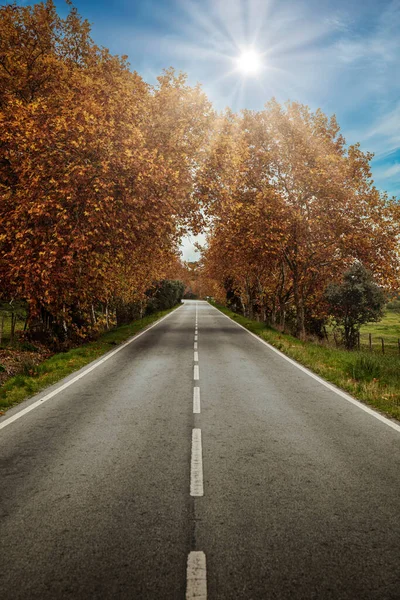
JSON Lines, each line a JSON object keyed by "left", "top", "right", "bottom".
{"left": 194, "top": 365, "right": 199, "bottom": 380}
{"left": 194, "top": 335, "right": 198, "bottom": 341}
{"left": 212, "top": 305, "right": 400, "bottom": 433}
{"left": 193, "top": 387, "right": 200, "bottom": 413}
{"left": 194, "top": 342, "right": 198, "bottom": 350}
{"left": 186, "top": 551, "right": 207, "bottom": 599}
{"left": 0, "top": 306, "right": 184, "bottom": 432}
{"left": 190, "top": 429, "right": 204, "bottom": 496}
{"left": 194, "top": 351, "right": 199, "bottom": 362}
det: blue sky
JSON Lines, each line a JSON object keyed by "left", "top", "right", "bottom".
{"left": 11, "top": 0, "right": 400, "bottom": 258}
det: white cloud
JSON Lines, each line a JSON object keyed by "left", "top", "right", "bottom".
{"left": 356, "top": 103, "right": 400, "bottom": 159}
{"left": 179, "top": 233, "right": 206, "bottom": 262}
{"left": 384, "top": 163, "right": 400, "bottom": 177}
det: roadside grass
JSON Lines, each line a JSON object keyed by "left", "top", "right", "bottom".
{"left": 0, "top": 306, "right": 179, "bottom": 413}
{"left": 213, "top": 304, "right": 400, "bottom": 422}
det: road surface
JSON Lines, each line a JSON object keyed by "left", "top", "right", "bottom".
{"left": 0, "top": 300, "right": 399, "bottom": 599}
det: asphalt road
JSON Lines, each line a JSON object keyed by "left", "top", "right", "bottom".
{"left": 0, "top": 300, "right": 399, "bottom": 599}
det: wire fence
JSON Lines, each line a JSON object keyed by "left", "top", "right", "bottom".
{"left": 326, "top": 330, "right": 400, "bottom": 355}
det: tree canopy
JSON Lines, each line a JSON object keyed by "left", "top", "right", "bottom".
{"left": 1, "top": 1, "right": 399, "bottom": 345}
{"left": 197, "top": 105, "right": 399, "bottom": 337}
{"left": 0, "top": 1, "right": 213, "bottom": 340}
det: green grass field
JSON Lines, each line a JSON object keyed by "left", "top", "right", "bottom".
{"left": 0, "top": 312, "right": 26, "bottom": 347}
{"left": 213, "top": 304, "right": 400, "bottom": 422}
{"left": 0, "top": 306, "right": 180, "bottom": 412}
{"left": 359, "top": 309, "right": 400, "bottom": 354}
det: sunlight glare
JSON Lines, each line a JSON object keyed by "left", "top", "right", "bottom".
{"left": 236, "top": 49, "right": 262, "bottom": 76}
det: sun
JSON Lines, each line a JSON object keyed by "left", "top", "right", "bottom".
{"left": 236, "top": 49, "right": 263, "bottom": 76}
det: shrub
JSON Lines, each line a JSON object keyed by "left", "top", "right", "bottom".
{"left": 386, "top": 299, "right": 400, "bottom": 312}
{"left": 325, "top": 263, "right": 385, "bottom": 350}
{"left": 146, "top": 280, "right": 184, "bottom": 313}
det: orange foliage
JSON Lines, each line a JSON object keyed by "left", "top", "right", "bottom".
{"left": 197, "top": 104, "right": 400, "bottom": 337}
{"left": 1, "top": 2, "right": 398, "bottom": 343}
{"left": 0, "top": 1, "right": 213, "bottom": 335}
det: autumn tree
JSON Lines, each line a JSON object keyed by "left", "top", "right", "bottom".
{"left": 199, "top": 102, "right": 399, "bottom": 338}
{"left": 197, "top": 110, "right": 291, "bottom": 321}
{"left": 0, "top": 1, "right": 213, "bottom": 343}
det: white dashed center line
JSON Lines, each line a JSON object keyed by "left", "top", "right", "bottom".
{"left": 187, "top": 305, "right": 206, "bottom": 598}
{"left": 186, "top": 551, "right": 207, "bottom": 599}
{"left": 193, "top": 387, "right": 200, "bottom": 413}
{"left": 190, "top": 428, "right": 204, "bottom": 496}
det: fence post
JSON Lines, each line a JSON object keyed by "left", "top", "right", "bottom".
{"left": 369, "top": 333, "right": 372, "bottom": 352}
{"left": 381, "top": 338, "right": 385, "bottom": 355}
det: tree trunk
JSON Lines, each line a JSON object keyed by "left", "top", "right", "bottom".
{"left": 23, "top": 306, "right": 29, "bottom": 332}
{"left": 278, "top": 299, "right": 286, "bottom": 331}
{"left": 293, "top": 277, "right": 306, "bottom": 339}
{"left": 10, "top": 312, "right": 16, "bottom": 343}
{"left": 62, "top": 304, "right": 68, "bottom": 338}
{"left": 105, "top": 303, "right": 110, "bottom": 330}
{"left": 91, "top": 304, "right": 97, "bottom": 327}
{"left": 0, "top": 314, "right": 4, "bottom": 346}
{"left": 262, "top": 305, "right": 267, "bottom": 323}
{"left": 269, "top": 296, "right": 277, "bottom": 326}
{"left": 280, "top": 309, "right": 286, "bottom": 331}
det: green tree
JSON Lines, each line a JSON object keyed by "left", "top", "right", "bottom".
{"left": 325, "top": 263, "right": 385, "bottom": 350}
{"left": 146, "top": 280, "right": 185, "bottom": 313}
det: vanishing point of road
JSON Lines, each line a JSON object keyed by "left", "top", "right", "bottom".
{"left": 0, "top": 300, "right": 399, "bottom": 599}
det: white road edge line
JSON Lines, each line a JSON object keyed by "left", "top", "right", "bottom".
{"left": 190, "top": 429, "right": 204, "bottom": 496}
{"left": 186, "top": 551, "right": 207, "bottom": 599}
{"left": 194, "top": 351, "right": 199, "bottom": 362}
{"left": 0, "top": 305, "right": 184, "bottom": 432}
{"left": 193, "top": 387, "right": 201, "bottom": 413}
{"left": 211, "top": 304, "right": 400, "bottom": 433}
{"left": 194, "top": 365, "right": 200, "bottom": 380}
